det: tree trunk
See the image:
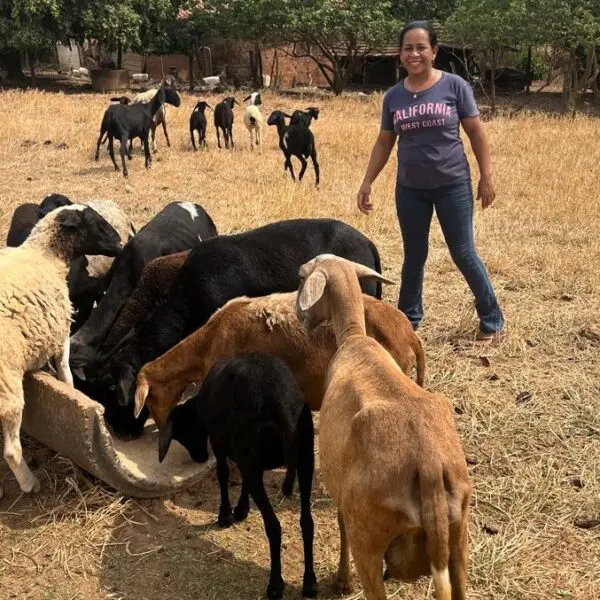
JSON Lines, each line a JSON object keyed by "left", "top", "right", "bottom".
{"left": 561, "top": 51, "right": 576, "bottom": 115}
{"left": 489, "top": 49, "right": 497, "bottom": 116}
{"left": 27, "top": 50, "right": 36, "bottom": 87}
{"left": 257, "top": 42, "right": 263, "bottom": 88}
{"left": 117, "top": 43, "right": 123, "bottom": 70}
{"left": 189, "top": 53, "right": 195, "bottom": 88}
{"left": 0, "top": 48, "right": 25, "bottom": 81}
{"left": 525, "top": 46, "right": 532, "bottom": 94}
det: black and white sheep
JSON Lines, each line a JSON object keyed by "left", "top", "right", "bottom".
{"left": 189, "top": 101, "right": 212, "bottom": 151}
{"left": 69, "top": 201, "right": 218, "bottom": 369}
{"left": 6, "top": 193, "right": 72, "bottom": 247}
{"left": 0, "top": 205, "right": 122, "bottom": 497}
{"left": 214, "top": 96, "right": 239, "bottom": 149}
{"left": 94, "top": 85, "right": 181, "bottom": 177}
{"left": 243, "top": 92, "right": 263, "bottom": 150}
{"left": 83, "top": 217, "right": 383, "bottom": 437}
{"left": 159, "top": 353, "right": 317, "bottom": 600}
{"left": 67, "top": 199, "right": 136, "bottom": 333}
{"left": 267, "top": 111, "right": 320, "bottom": 187}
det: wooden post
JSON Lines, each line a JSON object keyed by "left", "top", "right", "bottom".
{"left": 525, "top": 45, "right": 532, "bottom": 94}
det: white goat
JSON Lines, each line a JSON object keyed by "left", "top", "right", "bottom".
{"left": 243, "top": 92, "right": 264, "bottom": 150}
{"left": 295, "top": 254, "right": 472, "bottom": 600}
{"left": 0, "top": 206, "right": 122, "bottom": 497}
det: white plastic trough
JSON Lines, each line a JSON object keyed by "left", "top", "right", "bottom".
{"left": 22, "top": 372, "right": 214, "bottom": 498}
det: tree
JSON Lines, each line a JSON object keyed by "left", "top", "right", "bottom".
{"left": 391, "top": 0, "right": 457, "bottom": 22}
{"left": 0, "top": 0, "right": 81, "bottom": 82}
{"left": 221, "top": 0, "right": 401, "bottom": 94}
{"left": 524, "top": 0, "right": 600, "bottom": 112}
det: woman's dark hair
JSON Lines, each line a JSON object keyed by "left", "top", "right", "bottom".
{"left": 399, "top": 20, "right": 438, "bottom": 48}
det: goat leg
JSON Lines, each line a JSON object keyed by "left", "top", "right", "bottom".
{"left": 118, "top": 136, "right": 128, "bottom": 177}
{"left": 143, "top": 135, "right": 152, "bottom": 170}
{"left": 233, "top": 480, "right": 250, "bottom": 522}
{"left": 190, "top": 128, "right": 197, "bottom": 151}
{"left": 215, "top": 455, "right": 234, "bottom": 527}
{"left": 286, "top": 155, "right": 296, "bottom": 180}
{"left": 297, "top": 423, "right": 317, "bottom": 598}
{"left": 151, "top": 123, "right": 157, "bottom": 153}
{"left": 216, "top": 127, "right": 222, "bottom": 149}
{"left": 333, "top": 511, "right": 353, "bottom": 594}
{"left": 108, "top": 135, "right": 119, "bottom": 171}
{"left": 245, "top": 474, "right": 284, "bottom": 600}
{"left": 161, "top": 120, "right": 170, "bottom": 148}
{"left": 94, "top": 130, "right": 105, "bottom": 161}
{"left": 229, "top": 127, "right": 234, "bottom": 149}
{"left": 298, "top": 156, "right": 308, "bottom": 181}
{"left": 311, "top": 147, "right": 320, "bottom": 188}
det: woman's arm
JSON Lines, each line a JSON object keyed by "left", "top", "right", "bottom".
{"left": 357, "top": 129, "right": 398, "bottom": 214}
{"left": 461, "top": 116, "right": 496, "bottom": 209}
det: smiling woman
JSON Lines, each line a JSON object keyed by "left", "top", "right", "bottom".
{"left": 356, "top": 20, "right": 505, "bottom": 343}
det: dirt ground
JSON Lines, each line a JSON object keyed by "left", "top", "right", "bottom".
{"left": 0, "top": 81, "right": 599, "bottom": 600}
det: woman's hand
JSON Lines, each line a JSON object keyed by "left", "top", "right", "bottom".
{"left": 357, "top": 181, "right": 374, "bottom": 215}
{"left": 478, "top": 175, "right": 496, "bottom": 209}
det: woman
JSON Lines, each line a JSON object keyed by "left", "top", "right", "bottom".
{"left": 357, "top": 21, "right": 505, "bottom": 342}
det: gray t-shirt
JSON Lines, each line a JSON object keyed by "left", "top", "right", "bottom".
{"left": 381, "top": 72, "right": 479, "bottom": 189}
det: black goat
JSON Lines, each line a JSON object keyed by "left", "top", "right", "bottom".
{"left": 6, "top": 193, "right": 72, "bottom": 247}
{"left": 289, "top": 106, "right": 320, "bottom": 127}
{"left": 190, "top": 101, "right": 212, "bottom": 150}
{"left": 214, "top": 96, "right": 239, "bottom": 149}
{"left": 267, "top": 111, "right": 320, "bottom": 187}
{"left": 94, "top": 85, "right": 181, "bottom": 177}
{"left": 159, "top": 354, "right": 317, "bottom": 600}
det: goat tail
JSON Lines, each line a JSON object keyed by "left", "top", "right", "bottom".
{"left": 414, "top": 336, "right": 426, "bottom": 387}
{"left": 420, "top": 464, "right": 452, "bottom": 600}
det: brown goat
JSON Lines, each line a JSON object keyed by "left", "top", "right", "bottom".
{"left": 133, "top": 292, "right": 425, "bottom": 428}
{"left": 295, "top": 255, "right": 471, "bottom": 600}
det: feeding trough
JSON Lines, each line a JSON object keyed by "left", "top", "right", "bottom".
{"left": 22, "top": 372, "right": 214, "bottom": 498}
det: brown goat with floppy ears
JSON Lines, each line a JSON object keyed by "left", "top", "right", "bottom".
{"left": 295, "top": 254, "right": 472, "bottom": 600}
{"left": 132, "top": 290, "right": 425, "bottom": 429}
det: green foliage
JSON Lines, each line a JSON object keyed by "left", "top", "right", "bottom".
{"left": 513, "top": 49, "right": 548, "bottom": 80}
{"left": 391, "top": 0, "right": 457, "bottom": 22}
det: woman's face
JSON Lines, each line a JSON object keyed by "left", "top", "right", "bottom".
{"left": 400, "top": 28, "right": 437, "bottom": 77}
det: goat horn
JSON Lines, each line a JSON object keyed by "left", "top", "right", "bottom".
{"left": 353, "top": 263, "right": 396, "bottom": 285}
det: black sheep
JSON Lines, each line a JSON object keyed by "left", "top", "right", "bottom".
{"left": 214, "top": 96, "right": 239, "bottom": 149}
{"left": 189, "top": 101, "right": 212, "bottom": 150}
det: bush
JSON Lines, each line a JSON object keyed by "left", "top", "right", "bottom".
{"left": 514, "top": 50, "right": 549, "bottom": 81}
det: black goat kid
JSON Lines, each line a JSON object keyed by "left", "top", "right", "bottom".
{"left": 94, "top": 86, "right": 181, "bottom": 177}
{"left": 214, "top": 96, "right": 239, "bottom": 149}
{"left": 190, "top": 101, "right": 212, "bottom": 150}
{"left": 267, "top": 110, "right": 320, "bottom": 187}
{"left": 159, "top": 354, "right": 317, "bottom": 600}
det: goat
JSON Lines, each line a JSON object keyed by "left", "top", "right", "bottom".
{"left": 243, "top": 92, "right": 264, "bottom": 150}
{"left": 94, "top": 85, "right": 181, "bottom": 177}
{"left": 214, "top": 96, "right": 239, "bottom": 149}
{"left": 289, "top": 106, "right": 320, "bottom": 127}
{"left": 159, "top": 353, "right": 317, "bottom": 600}
{"left": 132, "top": 290, "right": 424, "bottom": 431}
{"left": 267, "top": 110, "right": 320, "bottom": 187}
{"left": 295, "top": 254, "right": 472, "bottom": 600}
{"left": 190, "top": 101, "right": 212, "bottom": 150}
{"left": 84, "top": 218, "right": 383, "bottom": 437}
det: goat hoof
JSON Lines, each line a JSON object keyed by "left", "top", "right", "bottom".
{"left": 233, "top": 505, "right": 249, "bottom": 522}
{"left": 23, "top": 477, "right": 41, "bottom": 494}
{"left": 267, "top": 579, "right": 284, "bottom": 600}
{"left": 332, "top": 579, "right": 353, "bottom": 595}
{"left": 302, "top": 576, "right": 318, "bottom": 598}
{"left": 218, "top": 512, "right": 235, "bottom": 528}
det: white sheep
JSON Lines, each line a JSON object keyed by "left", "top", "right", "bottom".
{"left": 0, "top": 206, "right": 123, "bottom": 497}
{"left": 295, "top": 254, "right": 472, "bottom": 600}
{"left": 243, "top": 92, "right": 264, "bottom": 150}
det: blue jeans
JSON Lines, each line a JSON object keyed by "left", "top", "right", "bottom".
{"left": 395, "top": 177, "right": 504, "bottom": 334}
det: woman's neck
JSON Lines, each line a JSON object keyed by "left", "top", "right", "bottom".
{"left": 405, "top": 68, "right": 439, "bottom": 89}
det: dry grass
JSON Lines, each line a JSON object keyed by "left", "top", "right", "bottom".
{"left": 0, "top": 87, "right": 599, "bottom": 600}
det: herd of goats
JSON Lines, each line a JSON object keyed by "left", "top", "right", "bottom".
{"left": 0, "top": 82, "right": 471, "bottom": 600}
{"left": 94, "top": 83, "right": 321, "bottom": 185}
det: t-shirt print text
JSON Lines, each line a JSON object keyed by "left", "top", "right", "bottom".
{"left": 393, "top": 102, "right": 453, "bottom": 132}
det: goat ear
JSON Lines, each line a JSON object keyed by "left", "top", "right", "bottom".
{"left": 72, "top": 366, "right": 86, "bottom": 381}
{"left": 134, "top": 379, "right": 149, "bottom": 419}
{"left": 158, "top": 418, "right": 174, "bottom": 463}
{"left": 58, "top": 209, "right": 81, "bottom": 230}
{"left": 298, "top": 271, "right": 327, "bottom": 311}
{"left": 353, "top": 263, "right": 396, "bottom": 285}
